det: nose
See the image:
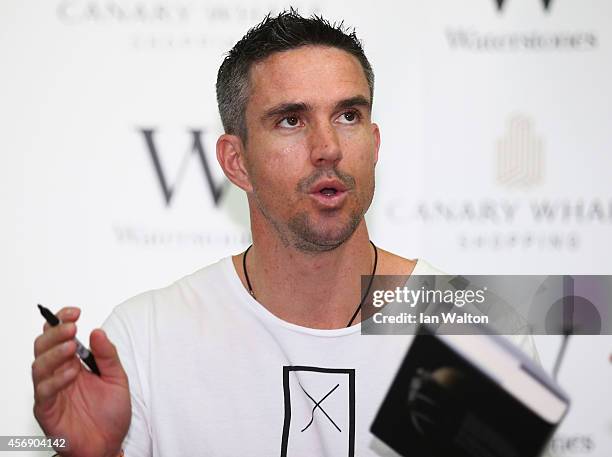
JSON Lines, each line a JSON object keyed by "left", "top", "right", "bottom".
{"left": 308, "top": 121, "right": 343, "bottom": 167}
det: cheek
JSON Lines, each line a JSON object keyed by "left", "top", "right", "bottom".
{"left": 339, "top": 134, "right": 376, "bottom": 202}
{"left": 249, "top": 145, "right": 307, "bottom": 197}
{"left": 340, "top": 132, "right": 377, "bottom": 172}
{"left": 341, "top": 127, "right": 376, "bottom": 155}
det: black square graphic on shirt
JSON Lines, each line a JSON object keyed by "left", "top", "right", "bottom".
{"left": 281, "top": 366, "right": 355, "bottom": 457}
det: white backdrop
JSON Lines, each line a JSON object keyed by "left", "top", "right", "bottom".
{"left": 1, "top": 0, "right": 610, "bottom": 455}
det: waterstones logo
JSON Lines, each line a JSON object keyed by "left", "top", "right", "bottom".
{"left": 550, "top": 435, "right": 595, "bottom": 454}
{"left": 445, "top": 0, "right": 597, "bottom": 51}
{"left": 138, "top": 128, "right": 228, "bottom": 207}
{"left": 496, "top": 115, "right": 544, "bottom": 188}
{"left": 494, "top": 0, "right": 554, "bottom": 12}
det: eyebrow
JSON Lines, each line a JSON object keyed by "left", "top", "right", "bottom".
{"left": 260, "top": 95, "right": 372, "bottom": 122}
{"left": 334, "top": 96, "right": 371, "bottom": 112}
{"left": 261, "top": 102, "right": 312, "bottom": 122}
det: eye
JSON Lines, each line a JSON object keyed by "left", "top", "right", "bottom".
{"left": 336, "top": 110, "right": 361, "bottom": 125}
{"left": 278, "top": 116, "right": 302, "bottom": 129}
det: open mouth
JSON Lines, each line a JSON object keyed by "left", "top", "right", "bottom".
{"left": 308, "top": 179, "right": 349, "bottom": 206}
{"left": 310, "top": 179, "right": 348, "bottom": 196}
{"left": 320, "top": 187, "right": 338, "bottom": 196}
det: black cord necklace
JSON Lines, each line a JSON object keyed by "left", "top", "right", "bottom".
{"left": 242, "top": 240, "right": 378, "bottom": 328}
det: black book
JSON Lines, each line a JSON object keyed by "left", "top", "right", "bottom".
{"left": 371, "top": 325, "right": 570, "bottom": 457}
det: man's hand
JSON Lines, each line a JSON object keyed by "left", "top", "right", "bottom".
{"left": 32, "top": 307, "right": 131, "bottom": 457}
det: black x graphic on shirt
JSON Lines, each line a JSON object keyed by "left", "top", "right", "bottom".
{"left": 281, "top": 366, "right": 355, "bottom": 457}
{"left": 299, "top": 383, "right": 342, "bottom": 433}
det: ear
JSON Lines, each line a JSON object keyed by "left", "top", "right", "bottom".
{"left": 371, "top": 122, "right": 380, "bottom": 165}
{"left": 216, "top": 133, "right": 253, "bottom": 193}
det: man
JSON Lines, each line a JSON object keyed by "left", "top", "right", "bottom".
{"left": 32, "top": 10, "right": 538, "bottom": 457}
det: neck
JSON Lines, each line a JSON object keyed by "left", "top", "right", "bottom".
{"left": 239, "top": 218, "right": 374, "bottom": 329}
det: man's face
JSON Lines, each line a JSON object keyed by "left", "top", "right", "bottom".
{"left": 243, "top": 45, "right": 380, "bottom": 252}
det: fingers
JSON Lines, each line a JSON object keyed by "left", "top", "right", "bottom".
{"left": 42, "top": 307, "right": 80, "bottom": 332}
{"left": 54, "top": 354, "right": 82, "bottom": 376}
{"left": 34, "top": 361, "right": 80, "bottom": 404}
{"left": 32, "top": 308, "right": 83, "bottom": 409}
{"left": 35, "top": 307, "right": 81, "bottom": 356}
{"left": 34, "top": 321, "right": 77, "bottom": 358}
{"left": 32, "top": 339, "right": 78, "bottom": 385}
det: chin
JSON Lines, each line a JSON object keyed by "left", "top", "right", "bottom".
{"left": 288, "top": 212, "right": 362, "bottom": 252}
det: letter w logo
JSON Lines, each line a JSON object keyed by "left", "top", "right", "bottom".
{"left": 495, "top": 0, "right": 553, "bottom": 11}
{"left": 139, "top": 128, "right": 227, "bottom": 207}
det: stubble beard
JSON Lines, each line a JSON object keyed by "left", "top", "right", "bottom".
{"left": 287, "top": 207, "right": 363, "bottom": 252}
{"left": 252, "top": 169, "right": 375, "bottom": 253}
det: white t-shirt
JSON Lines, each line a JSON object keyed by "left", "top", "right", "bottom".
{"left": 102, "top": 257, "right": 539, "bottom": 457}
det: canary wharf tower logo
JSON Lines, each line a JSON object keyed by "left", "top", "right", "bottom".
{"left": 138, "top": 128, "right": 228, "bottom": 207}
{"left": 496, "top": 115, "right": 544, "bottom": 188}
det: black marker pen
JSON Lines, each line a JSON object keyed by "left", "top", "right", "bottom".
{"left": 37, "top": 304, "right": 101, "bottom": 376}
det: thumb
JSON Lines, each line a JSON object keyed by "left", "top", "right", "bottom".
{"left": 90, "top": 329, "right": 127, "bottom": 381}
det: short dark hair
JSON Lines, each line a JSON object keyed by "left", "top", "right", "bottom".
{"left": 216, "top": 9, "right": 374, "bottom": 141}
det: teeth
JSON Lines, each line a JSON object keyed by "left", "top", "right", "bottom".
{"left": 321, "top": 188, "right": 337, "bottom": 196}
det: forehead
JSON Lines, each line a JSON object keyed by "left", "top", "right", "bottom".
{"left": 248, "top": 45, "right": 370, "bottom": 110}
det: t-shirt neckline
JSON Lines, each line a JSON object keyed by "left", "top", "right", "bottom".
{"left": 220, "top": 255, "right": 423, "bottom": 338}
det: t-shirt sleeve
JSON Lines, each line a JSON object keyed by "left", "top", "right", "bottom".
{"left": 102, "top": 294, "right": 153, "bottom": 457}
